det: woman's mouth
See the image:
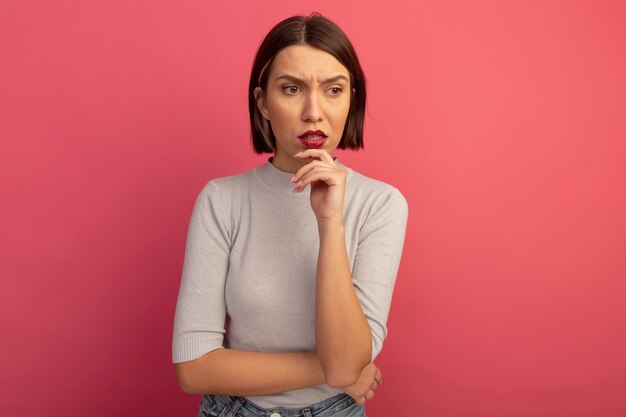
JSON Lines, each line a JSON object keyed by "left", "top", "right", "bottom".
{"left": 298, "top": 130, "right": 327, "bottom": 148}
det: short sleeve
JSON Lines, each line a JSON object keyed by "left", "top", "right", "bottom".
{"left": 351, "top": 187, "right": 408, "bottom": 361}
{"left": 172, "top": 182, "right": 231, "bottom": 363}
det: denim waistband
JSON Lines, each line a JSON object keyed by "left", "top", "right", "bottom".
{"left": 200, "top": 393, "right": 360, "bottom": 417}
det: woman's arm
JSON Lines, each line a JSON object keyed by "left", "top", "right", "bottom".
{"left": 175, "top": 349, "right": 324, "bottom": 395}
{"left": 315, "top": 220, "right": 372, "bottom": 387}
{"left": 175, "top": 348, "right": 381, "bottom": 403}
{"left": 291, "top": 150, "right": 373, "bottom": 387}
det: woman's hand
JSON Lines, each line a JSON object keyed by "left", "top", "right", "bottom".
{"left": 342, "top": 362, "right": 382, "bottom": 406}
{"left": 290, "top": 149, "right": 347, "bottom": 222}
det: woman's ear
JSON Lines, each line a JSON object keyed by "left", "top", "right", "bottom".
{"left": 254, "top": 87, "right": 269, "bottom": 120}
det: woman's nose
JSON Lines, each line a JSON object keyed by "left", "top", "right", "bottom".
{"left": 301, "top": 91, "right": 323, "bottom": 122}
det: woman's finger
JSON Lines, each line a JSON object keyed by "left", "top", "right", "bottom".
{"left": 295, "top": 165, "right": 338, "bottom": 186}
{"left": 289, "top": 161, "right": 346, "bottom": 185}
{"left": 293, "top": 168, "right": 345, "bottom": 192}
{"left": 364, "top": 389, "right": 375, "bottom": 401}
{"left": 294, "top": 149, "right": 335, "bottom": 165}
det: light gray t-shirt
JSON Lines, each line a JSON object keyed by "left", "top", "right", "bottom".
{"left": 172, "top": 158, "right": 408, "bottom": 408}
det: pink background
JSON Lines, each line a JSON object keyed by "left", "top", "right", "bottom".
{"left": 1, "top": 1, "right": 625, "bottom": 416}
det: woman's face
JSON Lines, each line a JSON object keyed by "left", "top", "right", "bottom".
{"left": 255, "top": 44, "right": 351, "bottom": 173}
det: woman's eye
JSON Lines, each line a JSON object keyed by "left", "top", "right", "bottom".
{"left": 283, "top": 85, "right": 300, "bottom": 94}
{"left": 328, "top": 87, "right": 343, "bottom": 95}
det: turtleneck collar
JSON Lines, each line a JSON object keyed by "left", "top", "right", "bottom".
{"left": 254, "top": 157, "right": 351, "bottom": 195}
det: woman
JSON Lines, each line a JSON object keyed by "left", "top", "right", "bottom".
{"left": 172, "top": 14, "right": 408, "bottom": 417}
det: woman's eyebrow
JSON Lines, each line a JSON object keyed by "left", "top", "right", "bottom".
{"left": 274, "top": 74, "right": 349, "bottom": 84}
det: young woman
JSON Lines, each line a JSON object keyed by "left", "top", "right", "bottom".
{"left": 172, "top": 14, "right": 408, "bottom": 417}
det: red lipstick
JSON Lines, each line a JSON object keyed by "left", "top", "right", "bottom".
{"left": 298, "top": 130, "right": 327, "bottom": 148}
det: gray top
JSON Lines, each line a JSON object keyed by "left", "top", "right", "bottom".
{"left": 172, "top": 158, "right": 408, "bottom": 408}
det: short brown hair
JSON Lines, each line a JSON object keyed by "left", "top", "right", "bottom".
{"left": 248, "top": 14, "right": 367, "bottom": 154}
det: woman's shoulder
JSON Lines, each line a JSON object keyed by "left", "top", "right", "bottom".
{"left": 197, "top": 166, "right": 258, "bottom": 193}
{"left": 341, "top": 164, "right": 408, "bottom": 222}
{"left": 343, "top": 165, "right": 406, "bottom": 202}
{"left": 190, "top": 166, "right": 260, "bottom": 212}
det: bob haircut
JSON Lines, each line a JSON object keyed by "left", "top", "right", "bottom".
{"left": 248, "top": 13, "right": 367, "bottom": 154}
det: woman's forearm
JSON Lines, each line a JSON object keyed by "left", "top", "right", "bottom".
{"left": 175, "top": 348, "right": 326, "bottom": 395}
{"left": 315, "top": 220, "right": 372, "bottom": 387}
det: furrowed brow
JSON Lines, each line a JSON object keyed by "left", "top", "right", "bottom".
{"left": 274, "top": 74, "right": 349, "bottom": 84}
{"left": 321, "top": 75, "right": 349, "bottom": 84}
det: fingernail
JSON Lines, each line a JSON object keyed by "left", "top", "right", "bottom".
{"left": 289, "top": 176, "right": 296, "bottom": 183}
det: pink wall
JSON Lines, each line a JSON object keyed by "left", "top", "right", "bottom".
{"left": 2, "top": 1, "right": 625, "bottom": 416}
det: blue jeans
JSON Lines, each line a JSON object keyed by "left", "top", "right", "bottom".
{"left": 198, "top": 393, "right": 366, "bottom": 417}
